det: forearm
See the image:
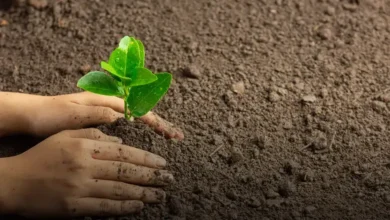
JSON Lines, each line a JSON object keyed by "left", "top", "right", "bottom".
{"left": 0, "top": 92, "right": 35, "bottom": 137}
{"left": 0, "top": 157, "right": 16, "bottom": 214}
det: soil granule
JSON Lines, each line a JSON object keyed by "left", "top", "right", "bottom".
{"left": 1, "top": 0, "right": 390, "bottom": 219}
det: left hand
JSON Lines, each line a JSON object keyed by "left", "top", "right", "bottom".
{"left": 0, "top": 92, "right": 183, "bottom": 140}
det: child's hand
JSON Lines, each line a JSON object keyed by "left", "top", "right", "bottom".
{"left": 0, "top": 92, "right": 183, "bottom": 140}
{"left": 0, "top": 128, "right": 172, "bottom": 217}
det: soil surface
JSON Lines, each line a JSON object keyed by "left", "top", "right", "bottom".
{"left": 1, "top": 0, "right": 390, "bottom": 219}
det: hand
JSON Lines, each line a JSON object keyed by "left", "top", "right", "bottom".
{"left": 0, "top": 128, "right": 173, "bottom": 218}
{"left": 0, "top": 92, "right": 183, "bottom": 139}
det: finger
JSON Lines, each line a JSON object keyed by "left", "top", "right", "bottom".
{"left": 140, "top": 112, "right": 184, "bottom": 140}
{"left": 71, "top": 92, "right": 124, "bottom": 113}
{"left": 74, "top": 105, "right": 123, "bottom": 127}
{"left": 91, "top": 160, "right": 174, "bottom": 186}
{"left": 63, "top": 128, "right": 122, "bottom": 143}
{"left": 69, "top": 198, "right": 143, "bottom": 217}
{"left": 86, "top": 179, "right": 165, "bottom": 203}
{"left": 88, "top": 141, "right": 166, "bottom": 168}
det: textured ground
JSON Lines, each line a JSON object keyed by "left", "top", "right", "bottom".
{"left": 0, "top": 0, "right": 390, "bottom": 219}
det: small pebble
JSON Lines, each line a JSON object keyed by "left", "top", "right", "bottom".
{"left": 266, "top": 199, "right": 283, "bottom": 208}
{"left": 232, "top": 81, "right": 245, "bottom": 94}
{"left": 265, "top": 189, "right": 280, "bottom": 199}
{"left": 269, "top": 91, "right": 281, "bottom": 102}
{"left": 318, "top": 26, "right": 333, "bottom": 40}
{"left": 79, "top": 64, "right": 91, "bottom": 74}
{"left": 226, "top": 191, "right": 238, "bottom": 200}
{"left": 302, "top": 95, "right": 317, "bottom": 103}
{"left": 304, "top": 206, "right": 317, "bottom": 215}
{"left": 278, "top": 180, "right": 296, "bottom": 197}
{"left": 284, "top": 160, "right": 300, "bottom": 175}
{"left": 325, "top": 5, "right": 336, "bottom": 15}
{"left": 320, "top": 88, "right": 329, "bottom": 98}
{"left": 252, "top": 148, "right": 260, "bottom": 159}
{"left": 372, "top": 101, "right": 387, "bottom": 112}
{"left": 0, "top": 19, "right": 9, "bottom": 26}
{"left": 384, "top": 194, "right": 390, "bottom": 203}
{"left": 230, "top": 147, "right": 244, "bottom": 164}
{"left": 299, "top": 169, "right": 315, "bottom": 182}
{"left": 28, "top": 0, "right": 48, "bottom": 9}
{"left": 183, "top": 64, "right": 201, "bottom": 79}
{"left": 247, "top": 197, "right": 262, "bottom": 208}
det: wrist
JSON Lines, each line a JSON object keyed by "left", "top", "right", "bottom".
{"left": 0, "top": 92, "right": 37, "bottom": 137}
{"left": 0, "top": 157, "right": 18, "bottom": 214}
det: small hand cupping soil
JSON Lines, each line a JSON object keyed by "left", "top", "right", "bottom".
{"left": 1, "top": 0, "right": 390, "bottom": 219}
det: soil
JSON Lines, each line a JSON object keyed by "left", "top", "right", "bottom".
{"left": 1, "top": 0, "right": 390, "bottom": 219}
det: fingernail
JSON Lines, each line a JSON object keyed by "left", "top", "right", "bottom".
{"left": 155, "top": 156, "right": 167, "bottom": 168}
{"left": 109, "top": 136, "right": 122, "bottom": 143}
{"left": 127, "top": 201, "right": 144, "bottom": 213}
{"left": 146, "top": 189, "right": 166, "bottom": 203}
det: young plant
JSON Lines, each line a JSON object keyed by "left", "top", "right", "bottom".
{"left": 77, "top": 36, "right": 172, "bottom": 119}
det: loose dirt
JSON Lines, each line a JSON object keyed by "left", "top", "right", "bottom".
{"left": 1, "top": 0, "right": 390, "bottom": 219}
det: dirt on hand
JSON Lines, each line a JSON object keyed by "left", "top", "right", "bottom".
{"left": 1, "top": 0, "right": 390, "bottom": 219}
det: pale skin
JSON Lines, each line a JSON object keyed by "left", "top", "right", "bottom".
{"left": 0, "top": 92, "right": 184, "bottom": 218}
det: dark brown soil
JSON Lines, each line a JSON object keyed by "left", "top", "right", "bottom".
{"left": 1, "top": 0, "right": 390, "bottom": 219}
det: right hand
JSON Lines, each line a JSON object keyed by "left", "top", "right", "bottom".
{"left": 0, "top": 128, "right": 173, "bottom": 218}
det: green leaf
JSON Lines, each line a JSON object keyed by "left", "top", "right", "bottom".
{"left": 107, "top": 36, "right": 143, "bottom": 78}
{"left": 129, "top": 67, "right": 158, "bottom": 87}
{"left": 101, "top": 61, "right": 130, "bottom": 82}
{"left": 77, "top": 71, "right": 124, "bottom": 96}
{"left": 136, "top": 40, "right": 145, "bottom": 67}
{"left": 127, "top": 73, "right": 172, "bottom": 117}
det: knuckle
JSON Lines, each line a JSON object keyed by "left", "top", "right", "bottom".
{"left": 112, "top": 182, "right": 125, "bottom": 197}
{"left": 84, "top": 128, "right": 104, "bottom": 139}
{"left": 99, "top": 200, "right": 112, "bottom": 215}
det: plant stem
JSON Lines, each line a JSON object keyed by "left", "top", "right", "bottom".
{"left": 124, "top": 100, "right": 129, "bottom": 120}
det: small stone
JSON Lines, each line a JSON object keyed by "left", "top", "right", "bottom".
{"left": 284, "top": 160, "right": 300, "bottom": 175}
{"left": 304, "top": 206, "right": 317, "bottom": 215}
{"left": 299, "top": 169, "right": 315, "bottom": 182}
{"left": 325, "top": 6, "right": 336, "bottom": 15}
{"left": 183, "top": 64, "right": 201, "bottom": 78}
{"left": 342, "top": 3, "right": 358, "bottom": 12}
{"left": 269, "top": 91, "right": 281, "bottom": 102}
{"left": 230, "top": 147, "right": 244, "bottom": 164}
{"left": 320, "top": 88, "right": 328, "bottom": 98}
{"left": 28, "top": 0, "right": 48, "bottom": 9}
{"left": 372, "top": 101, "right": 387, "bottom": 113}
{"left": 226, "top": 191, "right": 238, "bottom": 200}
{"left": 188, "top": 41, "right": 198, "bottom": 51}
{"left": 235, "top": 64, "right": 244, "bottom": 71}
{"left": 252, "top": 148, "right": 260, "bottom": 159}
{"left": 212, "top": 134, "right": 223, "bottom": 146}
{"left": 265, "top": 189, "right": 280, "bottom": 199}
{"left": 283, "top": 120, "right": 293, "bottom": 130}
{"left": 302, "top": 95, "right": 317, "bottom": 103}
{"left": 0, "top": 19, "right": 9, "bottom": 26}
{"left": 378, "top": 93, "right": 390, "bottom": 103}
{"left": 79, "top": 64, "right": 91, "bottom": 74}
{"left": 232, "top": 81, "right": 245, "bottom": 94}
{"left": 266, "top": 199, "right": 283, "bottom": 208}
{"left": 247, "top": 197, "right": 262, "bottom": 208}
{"left": 318, "top": 26, "right": 333, "bottom": 40}
{"left": 278, "top": 180, "right": 296, "bottom": 197}
{"left": 384, "top": 194, "right": 390, "bottom": 203}
{"left": 223, "top": 91, "right": 238, "bottom": 107}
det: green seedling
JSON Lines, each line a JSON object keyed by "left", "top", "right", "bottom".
{"left": 77, "top": 36, "right": 172, "bottom": 119}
